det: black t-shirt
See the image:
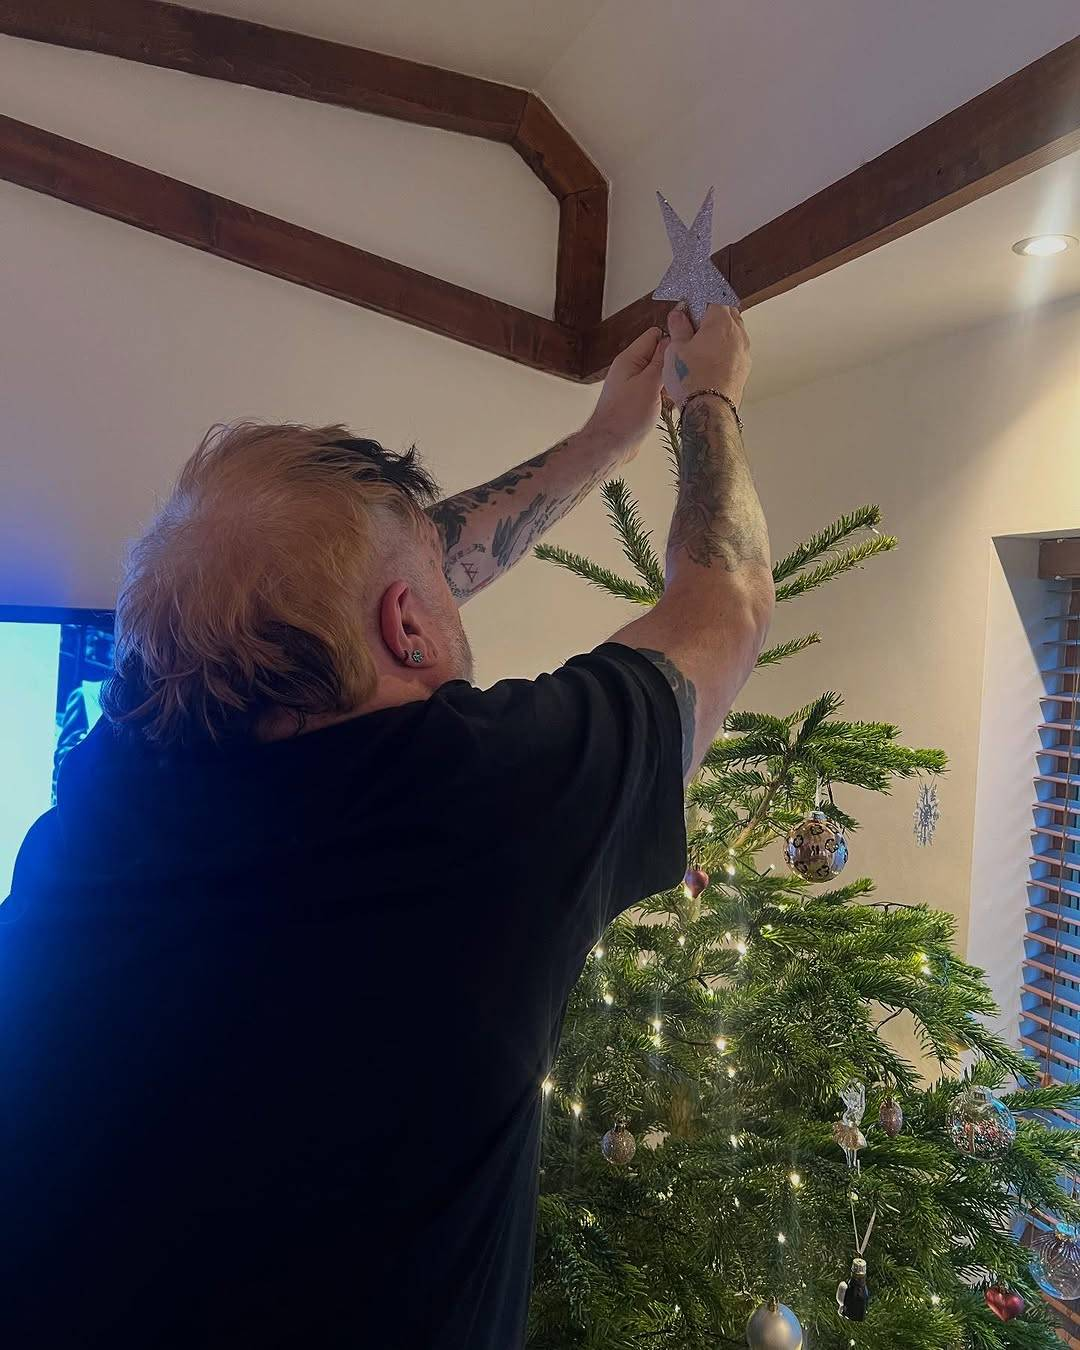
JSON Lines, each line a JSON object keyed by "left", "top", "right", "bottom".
{"left": 0, "top": 643, "right": 685, "bottom": 1349}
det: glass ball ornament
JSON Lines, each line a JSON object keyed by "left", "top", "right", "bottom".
{"left": 600, "top": 1123, "right": 636, "bottom": 1165}
{"left": 1032, "top": 1223, "right": 1080, "bottom": 1301}
{"left": 784, "top": 810, "right": 848, "bottom": 883}
{"left": 745, "top": 1296, "right": 803, "bottom": 1349}
{"left": 945, "top": 1085, "right": 1016, "bottom": 1159}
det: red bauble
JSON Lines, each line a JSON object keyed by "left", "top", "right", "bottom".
{"left": 984, "top": 1286, "right": 1024, "bottom": 1322}
{"left": 683, "top": 867, "right": 710, "bottom": 900}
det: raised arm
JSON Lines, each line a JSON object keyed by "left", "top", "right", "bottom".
{"left": 428, "top": 328, "right": 668, "bottom": 603}
{"left": 611, "top": 304, "right": 774, "bottom": 779}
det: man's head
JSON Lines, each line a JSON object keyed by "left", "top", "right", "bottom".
{"left": 103, "top": 423, "right": 473, "bottom": 745}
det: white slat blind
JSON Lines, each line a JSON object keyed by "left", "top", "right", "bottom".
{"left": 1020, "top": 543, "right": 1080, "bottom": 1341}
{"left": 1023, "top": 568, "right": 1080, "bottom": 1095}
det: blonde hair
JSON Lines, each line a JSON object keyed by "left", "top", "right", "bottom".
{"left": 103, "top": 422, "right": 438, "bottom": 745}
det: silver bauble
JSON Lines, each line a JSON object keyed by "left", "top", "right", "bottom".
{"left": 945, "top": 1085, "right": 1016, "bottom": 1159}
{"left": 745, "top": 1297, "right": 803, "bottom": 1349}
{"left": 600, "top": 1124, "right": 636, "bottom": 1165}
{"left": 1032, "top": 1223, "right": 1080, "bottom": 1301}
{"left": 784, "top": 810, "right": 848, "bottom": 882}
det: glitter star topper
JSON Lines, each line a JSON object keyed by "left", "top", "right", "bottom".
{"left": 652, "top": 187, "right": 739, "bottom": 326}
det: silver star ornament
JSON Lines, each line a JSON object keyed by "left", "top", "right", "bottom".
{"left": 652, "top": 187, "right": 739, "bottom": 326}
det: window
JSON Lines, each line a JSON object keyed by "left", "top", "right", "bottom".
{"left": 1020, "top": 540, "right": 1080, "bottom": 1337}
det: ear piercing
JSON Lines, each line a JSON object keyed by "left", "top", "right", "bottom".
{"left": 406, "top": 649, "right": 424, "bottom": 665}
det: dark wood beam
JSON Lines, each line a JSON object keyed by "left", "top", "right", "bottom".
{"left": 555, "top": 188, "right": 608, "bottom": 330}
{"left": 0, "top": 114, "right": 581, "bottom": 376}
{"left": 583, "top": 35, "right": 1080, "bottom": 380}
{"left": 0, "top": 0, "right": 529, "bottom": 141}
{"left": 0, "top": 0, "right": 608, "bottom": 366}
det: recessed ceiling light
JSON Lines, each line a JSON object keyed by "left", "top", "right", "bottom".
{"left": 1011, "top": 234, "right": 1078, "bottom": 257}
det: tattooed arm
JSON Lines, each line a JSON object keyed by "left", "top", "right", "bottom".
{"left": 610, "top": 304, "right": 774, "bottom": 780}
{"left": 429, "top": 327, "right": 668, "bottom": 603}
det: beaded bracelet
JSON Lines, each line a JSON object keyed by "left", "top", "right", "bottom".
{"left": 680, "top": 388, "right": 743, "bottom": 434}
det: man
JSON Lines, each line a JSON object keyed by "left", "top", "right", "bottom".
{"left": 2, "top": 304, "right": 772, "bottom": 1348}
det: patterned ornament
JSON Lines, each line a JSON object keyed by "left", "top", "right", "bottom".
{"left": 683, "top": 867, "right": 710, "bottom": 900}
{"left": 913, "top": 783, "right": 941, "bottom": 847}
{"left": 984, "top": 1285, "right": 1025, "bottom": 1321}
{"left": 1032, "top": 1223, "right": 1080, "bottom": 1301}
{"left": 600, "top": 1123, "right": 636, "bottom": 1165}
{"left": 878, "top": 1097, "right": 903, "bottom": 1137}
{"left": 945, "top": 1085, "right": 1016, "bottom": 1159}
{"left": 836, "top": 1256, "right": 871, "bottom": 1321}
{"left": 784, "top": 810, "right": 848, "bottom": 883}
{"left": 652, "top": 188, "right": 739, "bottom": 326}
{"left": 745, "top": 1296, "right": 803, "bottom": 1349}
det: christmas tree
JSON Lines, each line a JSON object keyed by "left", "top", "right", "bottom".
{"left": 528, "top": 406, "right": 1080, "bottom": 1349}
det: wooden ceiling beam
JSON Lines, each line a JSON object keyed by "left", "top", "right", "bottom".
{"left": 0, "top": 0, "right": 608, "bottom": 336}
{"left": 0, "top": 114, "right": 582, "bottom": 376}
{"left": 0, "top": 6, "right": 1076, "bottom": 381}
{"left": 583, "top": 35, "right": 1080, "bottom": 380}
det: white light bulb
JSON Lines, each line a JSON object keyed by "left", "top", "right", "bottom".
{"left": 736, "top": 942, "right": 747, "bottom": 956}
{"left": 652, "top": 1033, "right": 664, "bottom": 1047}
{"left": 777, "top": 1232, "right": 786, "bottom": 1245}
{"left": 733, "top": 1196, "right": 740, "bottom": 1208}
{"left": 706, "top": 823, "right": 714, "bottom": 834}
{"left": 602, "top": 991, "right": 615, "bottom": 1005}
{"left": 728, "top": 847, "right": 736, "bottom": 857}
{"left": 1013, "top": 234, "right": 1077, "bottom": 256}
{"left": 930, "top": 1293, "right": 940, "bottom": 1306}
{"left": 725, "top": 864, "right": 736, "bottom": 877}
{"left": 921, "top": 963, "right": 931, "bottom": 975}
{"left": 789, "top": 1171, "right": 802, "bottom": 1188}
{"left": 651, "top": 1017, "right": 662, "bottom": 1032}
{"left": 724, "top": 931, "right": 732, "bottom": 941}
{"left": 571, "top": 1101, "right": 583, "bottom": 1117}
{"left": 763, "top": 923, "right": 772, "bottom": 932}
{"left": 730, "top": 1134, "right": 739, "bottom": 1148}
{"left": 593, "top": 947, "right": 604, "bottom": 959}
{"left": 677, "top": 935, "right": 686, "bottom": 947}
{"left": 727, "top": 1066, "right": 737, "bottom": 1079}
{"left": 541, "top": 1077, "right": 554, "bottom": 1095}
{"left": 715, "top": 1037, "right": 727, "bottom": 1051}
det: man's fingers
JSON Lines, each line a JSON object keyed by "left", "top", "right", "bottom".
{"left": 649, "top": 335, "right": 669, "bottom": 370}
{"left": 617, "top": 325, "right": 664, "bottom": 374}
{"left": 666, "top": 305, "right": 694, "bottom": 342}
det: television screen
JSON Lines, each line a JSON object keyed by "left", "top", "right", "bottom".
{"left": 0, "top": 606, "right": 115, "bottom": 897}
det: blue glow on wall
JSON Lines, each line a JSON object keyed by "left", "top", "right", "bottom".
{"left": 0, "top": 622, "right": 61, "bottom": 897}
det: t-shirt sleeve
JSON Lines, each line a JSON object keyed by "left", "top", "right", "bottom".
{"left": 429, "top": 642, "right": 687, "bottom": 936}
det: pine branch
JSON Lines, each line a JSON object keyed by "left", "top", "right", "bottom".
{"left": 602, "top": 479, "right": 666, "bottom": 594}
{"left": 754, "top": 633, "right": 821, "bottom": 668}
{"left": 534, "top": 544, "right": 657, "bottom": 605}
{"left": 771, "top": 506, "right": 885, "bottom": 583}
{"left": 774, "top": 534, "right": 899, "bottom": 602}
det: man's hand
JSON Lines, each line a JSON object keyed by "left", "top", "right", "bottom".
{"left": 584, "top": 326, "right": 669, "bottom": 457}
{"left": 663, "top": 304, "right": 751, "bottom": 411}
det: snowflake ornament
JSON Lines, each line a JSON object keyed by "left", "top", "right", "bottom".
{"left": 913, "top": 783, "right": 941, "bottom": 847}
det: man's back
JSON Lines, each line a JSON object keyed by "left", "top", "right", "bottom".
{"left": 1, "top": 645, "right": 684, "bottom": 1348}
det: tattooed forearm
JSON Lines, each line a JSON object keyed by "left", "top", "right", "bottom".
{"left": 635, "top": 648, "right": 698, "bottom": 777}
{"left": 428, "top": 429, "right": 620, "bottom": 602}
{"left": 668, "top": 399, "right": 769, "bottom": 573}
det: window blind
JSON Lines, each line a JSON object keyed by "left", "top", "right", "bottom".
{"left": 1020, "top": 541, "right": 1080, "bottom": 1342}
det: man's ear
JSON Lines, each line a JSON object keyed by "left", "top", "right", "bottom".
{"left": 378, "top": 581, "right": 432, "bottom": 666}
{"left": 378, "top": 581, "right": 411, "bottom": 664}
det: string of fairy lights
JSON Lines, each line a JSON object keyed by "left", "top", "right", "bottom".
{"left": 536, "top": 856, "right": 973, "bottom": 1344}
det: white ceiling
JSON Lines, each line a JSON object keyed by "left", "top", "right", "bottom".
{"left": 744, "top": 150, "right": 1080, "bottom": 403}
